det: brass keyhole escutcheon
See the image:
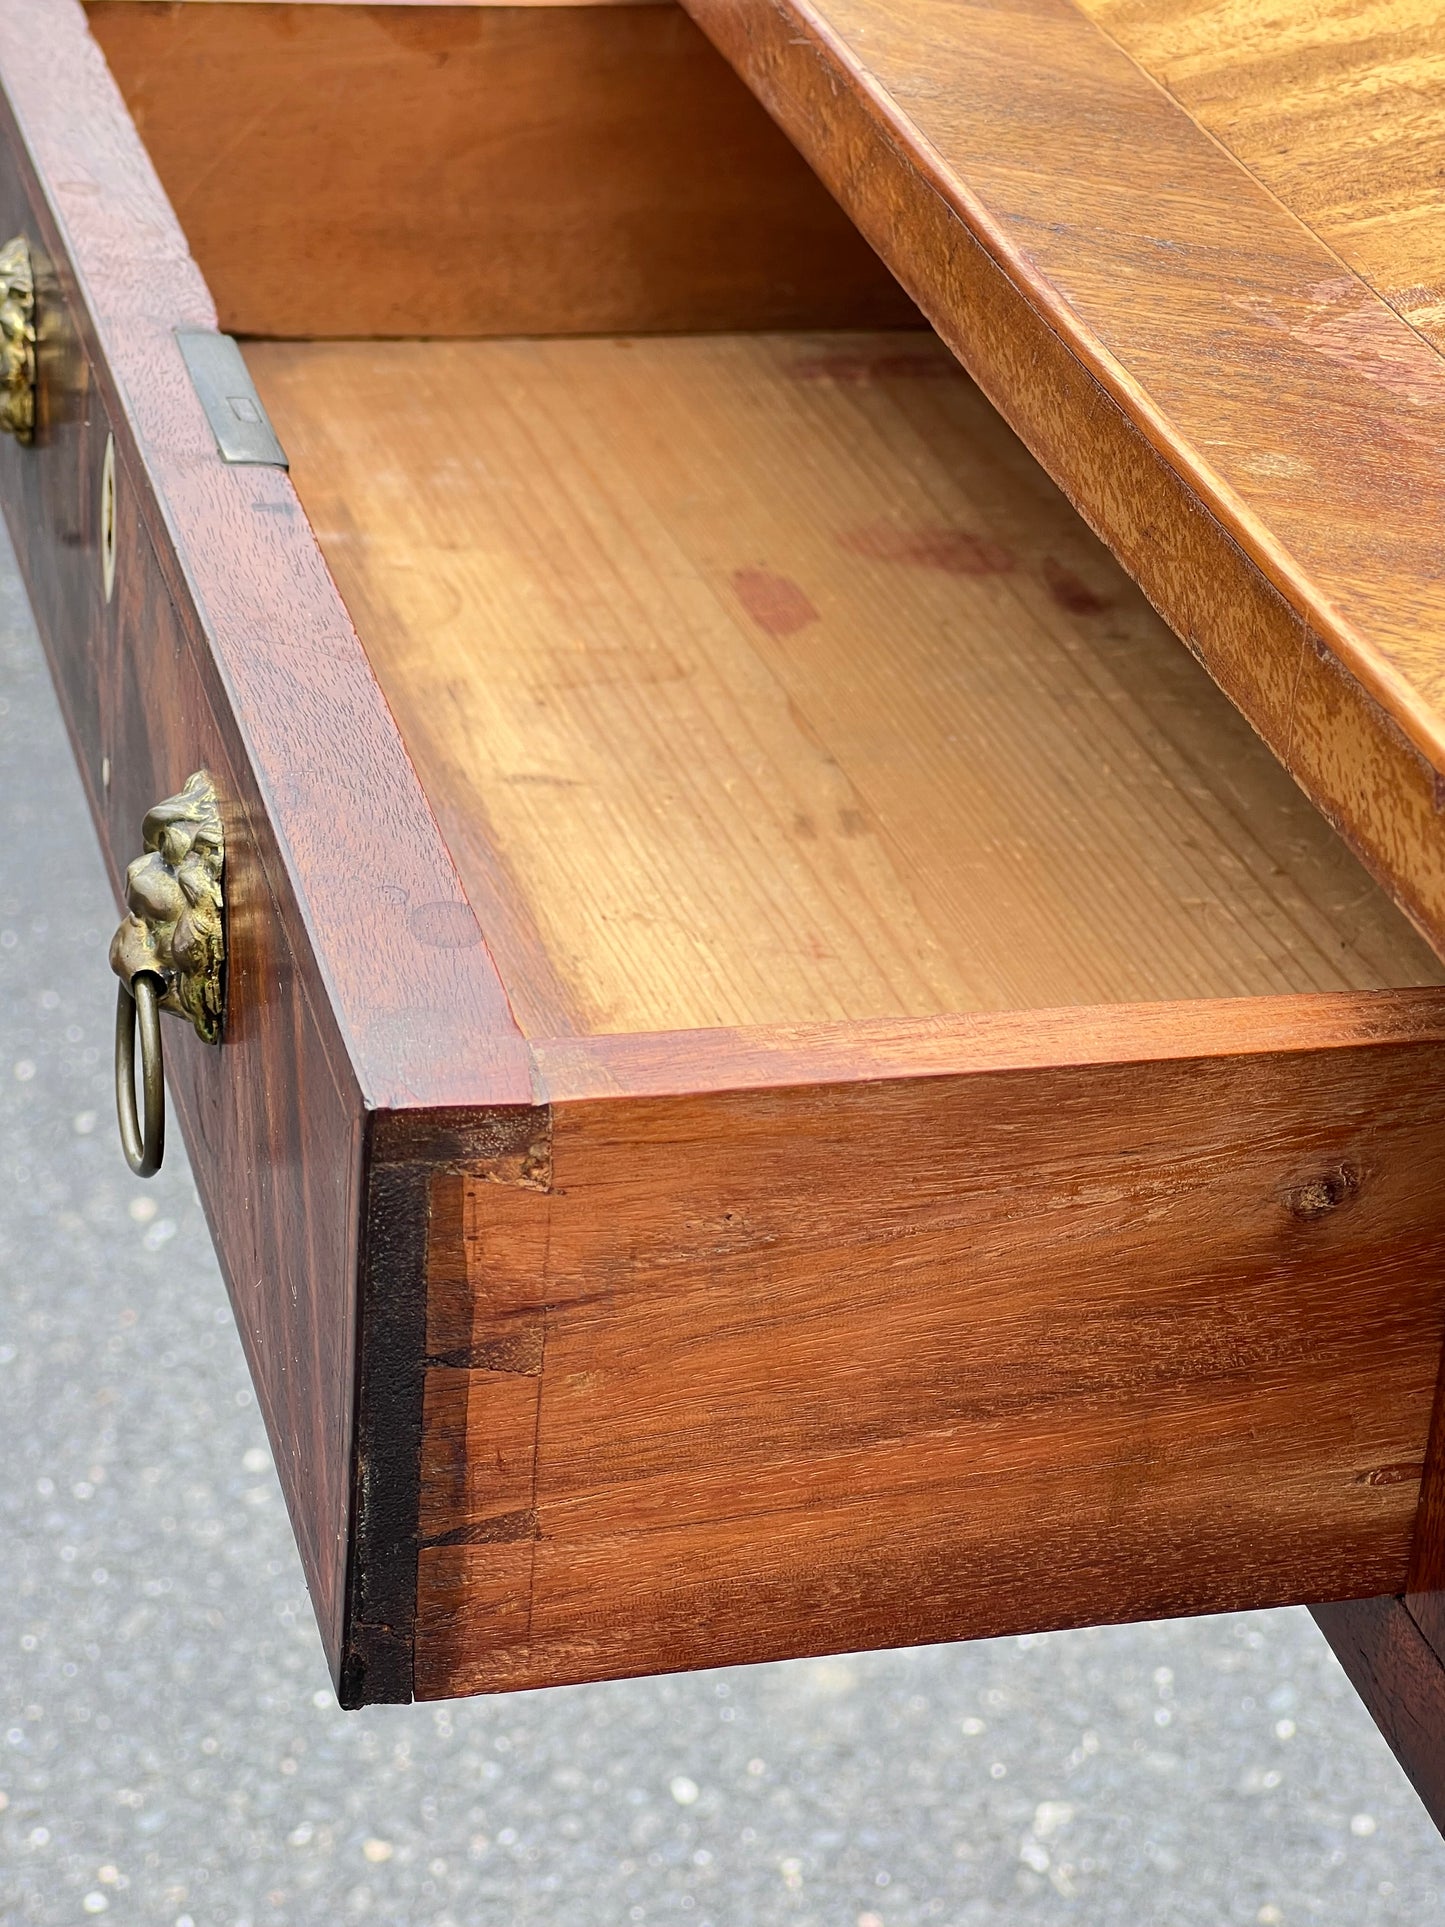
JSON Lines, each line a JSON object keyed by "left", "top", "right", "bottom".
{"left": 0, "top": 235, "right": 35, "bottom": 444}
{"left": 110, "top": 772, "right": 226, "bottom": 1177}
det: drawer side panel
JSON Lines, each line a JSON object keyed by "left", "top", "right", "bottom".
{"left": 414, "top": 1031, "right": 1445, "bottom": 1696}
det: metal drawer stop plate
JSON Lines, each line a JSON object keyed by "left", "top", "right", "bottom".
{"left": 176, "top": 328, "right": 288, "bottom": 468}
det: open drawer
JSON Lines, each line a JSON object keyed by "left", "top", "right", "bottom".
{"left": 8, "top": 0, "right": 1445, "bottom": 1711}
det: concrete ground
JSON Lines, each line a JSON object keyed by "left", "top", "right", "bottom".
{"left": 1, "top": 522, "right": 1442, "bottom": 1927}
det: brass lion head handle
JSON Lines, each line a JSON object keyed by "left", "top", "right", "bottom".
{"left": 0, "top": 236, "right": 36, "bottom": 444}
{"left": 110, "top": 772, "right": 225, "bottom": 1176}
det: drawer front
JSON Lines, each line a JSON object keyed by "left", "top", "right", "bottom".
{"left": 0, "top": 0, "right": 535, "bottom": 1699}
{"left": 0, "top": 118, "right": 367, "bottom": 1678}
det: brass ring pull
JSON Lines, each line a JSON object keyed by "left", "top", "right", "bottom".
{"left": 108, "top": 772, "right": 226, "bottom": 1176}
{"left": 115, "top": 972, "right": 165, "bottom": 1178}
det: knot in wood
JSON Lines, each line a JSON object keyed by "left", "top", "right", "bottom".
{"left": 1281, "top": 1164, "right": 1359, "bottom": 1222}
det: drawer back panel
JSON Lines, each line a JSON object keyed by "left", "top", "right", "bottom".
{"left": 85, "top": 0, "right": 916, "bottom": 338}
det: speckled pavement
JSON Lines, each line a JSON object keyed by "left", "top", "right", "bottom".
{"left": 1, "top": 523, "right": 1443, "bottom": 1926}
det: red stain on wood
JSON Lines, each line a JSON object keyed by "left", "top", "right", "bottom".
{"left": 841, "top": 520, "right": 1015, "bottom": 574}
{"left": 731, "top": 567, "right": 820, "bottom": 636}
{"left": 1042, "top": 555, "right": 1111, "bottom": 614}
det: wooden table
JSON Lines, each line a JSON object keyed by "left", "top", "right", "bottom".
{"left": 4, "top": 0, "right": 1445, "bottom": 1833}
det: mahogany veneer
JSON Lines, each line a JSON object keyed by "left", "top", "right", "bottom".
{"left": 6, "top": 14, "right": 1445, "bottom": 1845}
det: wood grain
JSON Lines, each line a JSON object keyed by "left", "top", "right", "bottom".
{"left": 677, "top": 0, "right": 1445, "bottom": 969}
{"left": 1077, "top": 0, "right": 1445, "bottom": 355}
{"left": 250, "top": 331, "right": 1445, "bottom": 1038}
{"left": 527, "top": 988, "right": 1445, "bottom": 1100}
{"left": 416, "top": 992, "right": 1445, "bottom": 1695}
{"left": 86, "top": 0, "right": 913, "bottom": 338}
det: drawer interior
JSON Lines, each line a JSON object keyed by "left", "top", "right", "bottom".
{"left": 90, "top": 0, "right": 1445, "bottom": 1037}
{"left": 245, "top": 329, "right": 1445, "bottom": 1038}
